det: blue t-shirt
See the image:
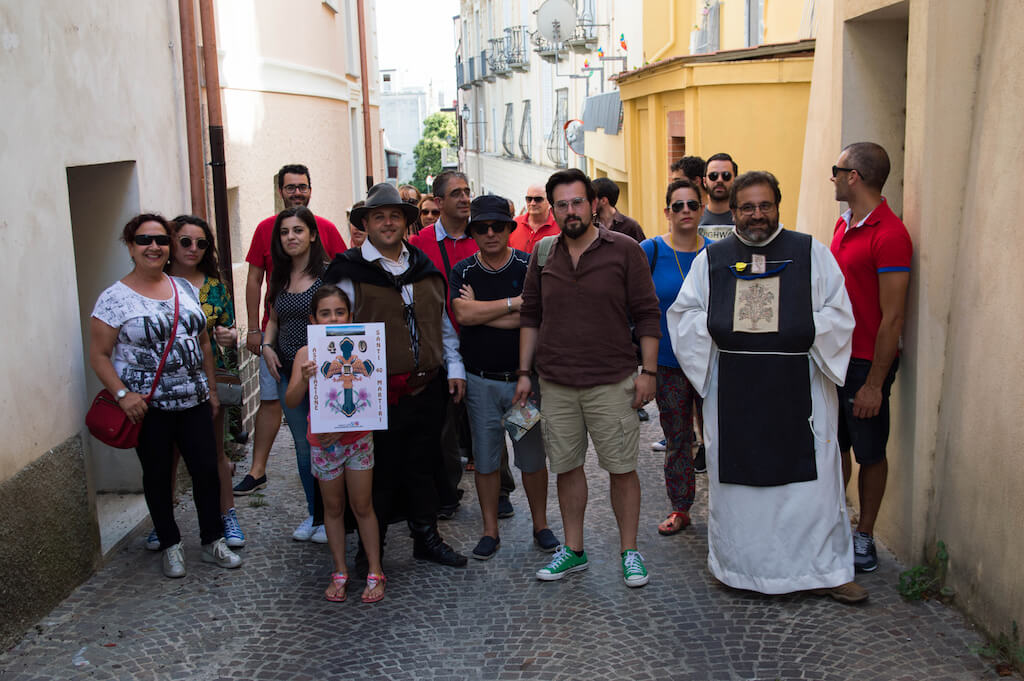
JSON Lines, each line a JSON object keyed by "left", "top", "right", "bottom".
{"left": 640, "top": 235, "right": 708, "bottom": 368}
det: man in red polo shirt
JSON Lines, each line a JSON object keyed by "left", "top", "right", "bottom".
{"left": 509, "top": 182, "right": 560, "bottom": 253}
{"left": 830, "top": 142, "right": 912, "bottom": 574}
{"left": 234, "top": 164, "right": 347, "bottom": 534}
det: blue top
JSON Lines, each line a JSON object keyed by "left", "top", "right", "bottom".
{"left": 640, "top": 235, "right": 708, "bottom": 368}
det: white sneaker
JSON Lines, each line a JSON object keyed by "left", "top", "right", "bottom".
{"left": 145, "top": 528, "right": 161, "bottom": 551}
{"left": 311, "top": 524, "right": 328, "bottom": 544}
{"left": 162, "top": 542, "right": 186, "bottom": 578}
{"left": 650, "top": 439, "right": 667, "bottom": 452}
{"left": 292, "top": 515, "right": 315, "bottom": 541}
{"left": 201, "top": 537, "right": 242, "bottom": 569}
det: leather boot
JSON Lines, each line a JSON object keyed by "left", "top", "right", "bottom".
{"left": 411, "top": 523, "right": 467, "bottom": 567}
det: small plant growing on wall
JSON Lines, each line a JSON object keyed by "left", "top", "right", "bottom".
{"left": 898, "top": 540, "right": 953, "bottom": 601}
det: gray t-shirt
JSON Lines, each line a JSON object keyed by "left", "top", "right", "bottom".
{"left": 699, "top": 207, "right": 735, "bottom": 226}
{"left": 92, "top": 277, "right": 210, "bottom": 410}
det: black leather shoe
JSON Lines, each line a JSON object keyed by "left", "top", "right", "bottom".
{"left": 412, "top": 525, "right": 467, "bottom": 567}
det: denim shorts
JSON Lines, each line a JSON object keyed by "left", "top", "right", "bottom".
{"left": 464, "top": 373, "right": 546, "bottom": 475}
{"left": 837, "top": 357, "right": 899, "bottom": 465}
{"left": 258, "top": 355, "right": 278, "bottom": 400}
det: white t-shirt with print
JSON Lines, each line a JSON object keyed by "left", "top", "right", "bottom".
{"left": 92, "top": 277, "right": 210, "bottom": 410}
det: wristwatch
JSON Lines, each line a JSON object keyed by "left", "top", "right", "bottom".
{"left": 115, "top": 388, "right": 129, "bottom": 400}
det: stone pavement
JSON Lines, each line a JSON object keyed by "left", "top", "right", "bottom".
{"left": 0, "top": 411, "right": 1007, "bottom": 681}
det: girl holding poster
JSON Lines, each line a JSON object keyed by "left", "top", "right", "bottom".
{"left": 285, "top": 285, "right": 385, "bottom": 603}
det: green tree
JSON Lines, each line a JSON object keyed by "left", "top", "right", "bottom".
{"left": 412, "top": 111, "right": 457, "bottom": 193}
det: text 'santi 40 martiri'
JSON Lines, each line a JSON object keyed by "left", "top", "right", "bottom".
{"left": 307, "top": 323, "right": 388, "bottom": 433}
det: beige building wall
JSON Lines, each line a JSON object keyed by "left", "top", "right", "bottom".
{"left": 796, "top": 0, "right": 1024, "bottom": 639}
{"left": 0, "top": 0, "right": 192, "bottom": 648}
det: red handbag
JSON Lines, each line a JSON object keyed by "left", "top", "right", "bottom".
{"left": 86, "top": 278, "right": 180, "bottom": 449}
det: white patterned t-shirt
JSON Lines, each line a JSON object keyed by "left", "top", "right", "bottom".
{"left": 91, "top": 277, "right": 210, "bottom": 410}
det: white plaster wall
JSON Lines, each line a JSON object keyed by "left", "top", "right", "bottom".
{"left": 464, "top": 152, "right": 556, "bottom": 209}
{"left": 0, "top": 1, "right": 190, "bottom": 482}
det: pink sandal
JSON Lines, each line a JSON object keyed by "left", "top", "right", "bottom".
{"left": 362, "top": 573, "right": 386, "bottom": 603}
{"left": 325, "top": 572, "right": 348, "bottom": 602}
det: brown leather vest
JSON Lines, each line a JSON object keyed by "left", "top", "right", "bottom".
{"left": 353, "top": 277, "right": 445, "bottom": 376}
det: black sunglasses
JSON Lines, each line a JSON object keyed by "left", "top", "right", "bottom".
{"left": 707, "top": 171, "right": 732, "bottom": 182}
{"left": 420, "top": 208, "right": 441, "bottom": 217}
{"left": 525, "top": 195, "right": 545, "bottom": 203}
{"left": 178, "top": 236, "right": 209, "bottom": 250}
{"left": 470, "top": 222, "right": 510, "bottom": 236}
{"left": 670, "top": 199, "right": 701, "bottom": 213}
{"left": 134, "top": 234, "right": 171, "bottom": 247}
{"left": 832, "top": 165, "right": 857, "bottom": 178}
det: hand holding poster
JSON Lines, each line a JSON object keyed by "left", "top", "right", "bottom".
{"left": 308, "top": 323, "right": 388, "bottom": 433}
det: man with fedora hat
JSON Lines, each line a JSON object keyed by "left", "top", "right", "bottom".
{"left": 323, "top": 182, "right": 467, "bottom": 568}
{"left": 449, "top": 194, "right": 560, "bottom": 561}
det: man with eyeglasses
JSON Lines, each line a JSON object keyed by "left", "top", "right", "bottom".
{"left": 409, "top": 171, "right": 517, "bottom": 520}
{"left": 700, "top": 152, "right": 739, "bottom": 229}
{"left": 236, "top": 165, "right": 347, "bottom": 541}
{"left": 593, "top": 177, "right": 645, "bottom": 242}
{"left": 516, "top": 168, "right": 661, "bottom": 588}
{"left": 323, "top": 182, "right": 468, "bottom": 569}
{"left": 829, "top": 142, "right": 912, "bottom": 575}
{"left": 449, "top": 195, "right": 560, "bottom": 561}
{"left": 509, "top": 182, "right": 560, "bottom": 254}
{"left": 669, "top": 170, "right": 868, "bottom": 604}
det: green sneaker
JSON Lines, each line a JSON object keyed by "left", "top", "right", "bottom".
{"left": 622, "top": 549, "right": 649, "bottom": 587}
{"left": 536, "top": 546, "right": 589, "bottom": 581}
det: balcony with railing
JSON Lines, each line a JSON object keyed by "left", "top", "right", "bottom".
{"left": 505, "top": 25, "right": 530, "bottom": 70}
{"left": 565, "top": 19, "right": 599, "bottom": 53}
{"left": 532, "top": 33, "right": 567, "bottom": 63}
{"left": 488, "top": 37, "right": 510, "bottom": 78}
{"left": 456, "top": 60, "right": 469, "bottom": 90}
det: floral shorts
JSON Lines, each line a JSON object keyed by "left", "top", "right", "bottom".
{"left": 311, "top": 433, "right": 374, "bottom": 481}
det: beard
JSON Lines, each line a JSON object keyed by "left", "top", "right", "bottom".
{"left": 558, "top": 211, "right": 592, "bottom": 239}
{"left": 736, "top": 215, "right": 779, "bottom": 244}
{"left": 709, "top": 183, "right": 730, "bottom": 200}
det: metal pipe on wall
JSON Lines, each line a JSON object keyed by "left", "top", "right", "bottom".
{"left": 178, "top": 0, "right": 207, "bottom": 218}
{"left": 197, "top": 0, "right": 233, "bottom": 289}
{"left": 356, "top": 0, "right": 374, "bottom": 190}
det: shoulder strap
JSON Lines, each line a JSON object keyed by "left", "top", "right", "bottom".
{"left": 535, "top": 235, "right": 558, "bottom": 268}
{"left": 146, "top": 277, "right": 180, "bottom": 401}
{"left": 650, "top": 237, "right": 658, "bottom": 275}
{"left": 437, "top": 238, "right": 452, "bottom": 278}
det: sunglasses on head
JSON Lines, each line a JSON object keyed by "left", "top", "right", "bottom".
{"left": 420, "top": 208, "right": 441, "bottom": 217}
{"left": 133, "top": 234, "right": 171, "bottom": 247}
{"left": 178, "top": 236, "right": 209, "bottom": 250}
{"left": 670, "top": 199, "right": 701, "bottom": 213}
{"left": 470, "top": 221, "right": 510, "bottom": 236}
{"left": 707, "top": 171, "right": 732, "bottom": 182}
{"left": 525, "top": 195, "right": 545, "bottom": 203}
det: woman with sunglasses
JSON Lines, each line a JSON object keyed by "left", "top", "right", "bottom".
{"left": 417, "top": 194, "right": 441, "bottom": 236}
{"left": 640, "top": 180, "right": 709, "bottom": 537}
{"left": 89, "top": 214, "right": 241, "bottom": 578}
{"left": 150, "top": 215, "right": 246, "bottom": 550}
{"left": 262, "top": 206, "right": 330, "bottom": 542}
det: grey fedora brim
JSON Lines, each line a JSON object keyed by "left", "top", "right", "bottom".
{"left": 350, "top": 182, "right": 420, "bottom": 227}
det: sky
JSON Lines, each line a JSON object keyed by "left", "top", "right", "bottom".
{"left": 375, "top": 0, "right": 460, "bottom": 109}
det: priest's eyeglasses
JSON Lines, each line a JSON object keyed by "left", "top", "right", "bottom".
{"left": 737, "top": 202, "right": 777, "bottom": 216}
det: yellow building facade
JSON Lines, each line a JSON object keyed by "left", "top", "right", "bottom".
{"left": 797, "top": 0, "right": 1024, "bottom": 644}
{"left": 586, "top": 0, "right": 815, "bottom": 235}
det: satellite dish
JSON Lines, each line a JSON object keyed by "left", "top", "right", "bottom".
{"left": 564, "top": 119, "right": 585, "bottom": 156}
{"left": 536, "top": 0, "right": 577, "bottom": 43}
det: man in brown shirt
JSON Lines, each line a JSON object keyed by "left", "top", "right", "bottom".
{"left": 592, "top": 177, "right": 646, "bottom": 242}
{"left": 514, "top": 168, "right": 660, "bottom": 588}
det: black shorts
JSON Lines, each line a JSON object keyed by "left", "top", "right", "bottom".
{"left": 837, "top": 357, "right": 899, "bottom": 465}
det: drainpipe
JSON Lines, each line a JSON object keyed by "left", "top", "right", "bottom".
{"left": 357, "top": 0, "right": 375, "bottom": 190}
{"left": 198, "top": 0, "right": 234, "bottom": 289}
{"left": 178, "top": 0, "right": 206, "bottom": 218}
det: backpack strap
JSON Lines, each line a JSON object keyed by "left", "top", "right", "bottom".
{"left": 535, "top": 235, "right": 558, "bottom": 269}
{"left": 650, "top": 237, "right": 658, "bottom": 275}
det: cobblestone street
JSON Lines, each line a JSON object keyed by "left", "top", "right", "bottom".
{"left": 0, "top": 413, "right": 1004, "bottom": 681}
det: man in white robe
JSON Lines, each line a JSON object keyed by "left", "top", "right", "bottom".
{"left": 668, "top": 171, "right": 867, "bottom": 603}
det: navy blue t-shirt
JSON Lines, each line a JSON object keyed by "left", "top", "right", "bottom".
{"left": 448, "top": 249, "right": 530, "bottom": 373}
